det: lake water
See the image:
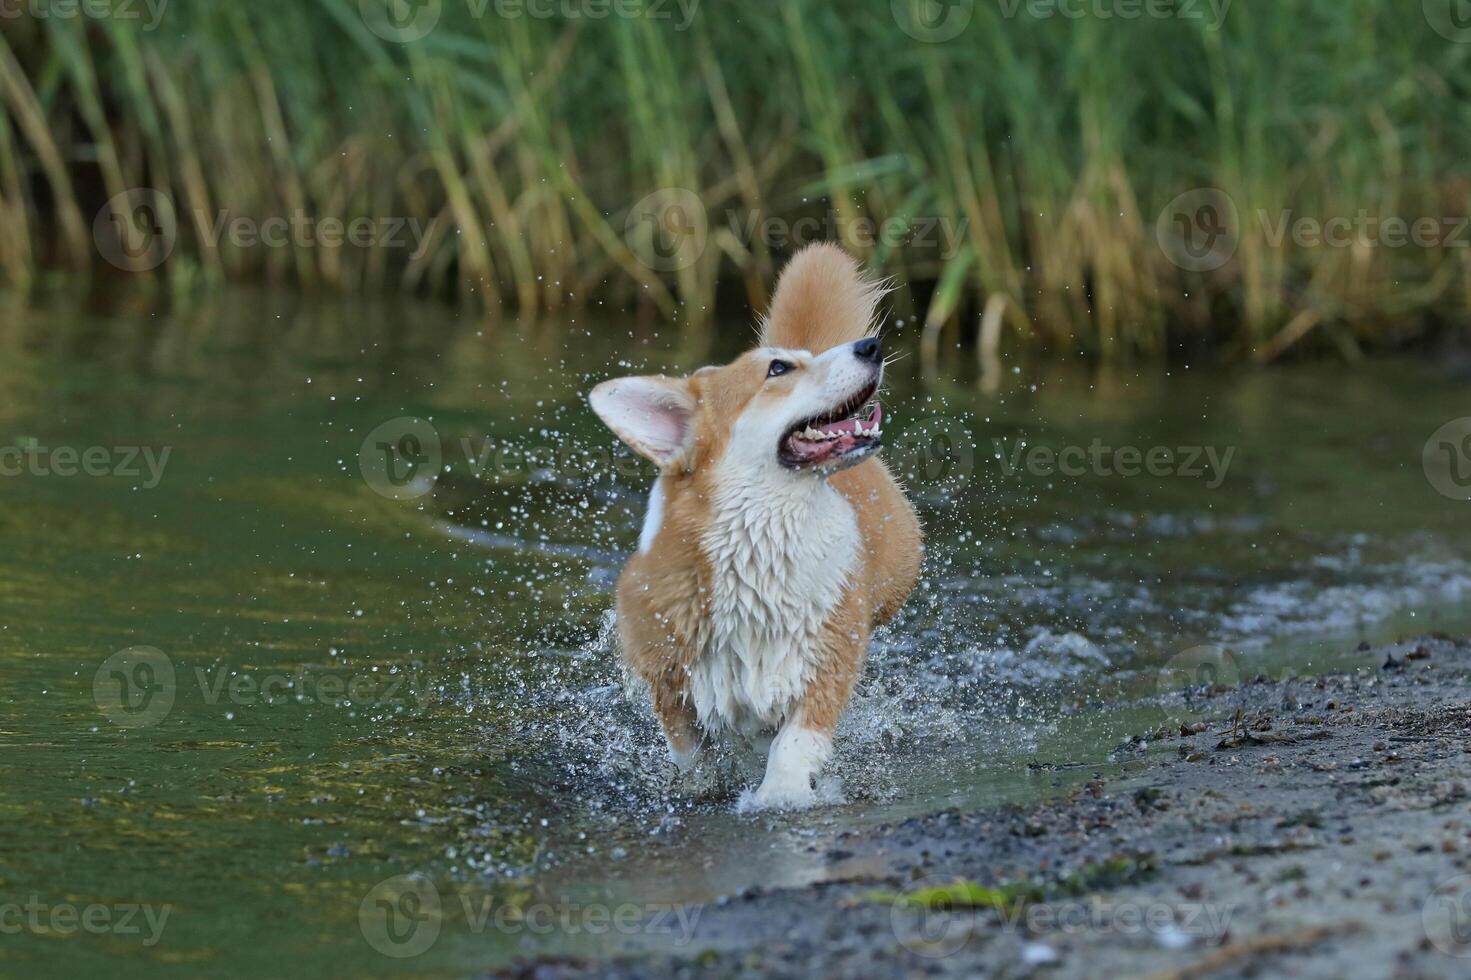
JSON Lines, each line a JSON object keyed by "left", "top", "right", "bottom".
{"left": 2, "top": 290, "right": 1469, "bottom": 977}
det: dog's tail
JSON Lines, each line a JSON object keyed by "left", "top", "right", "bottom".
{"left": 759, "top": 243, "right": 886, "bottom": 354}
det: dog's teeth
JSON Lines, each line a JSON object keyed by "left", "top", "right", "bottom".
{"left": 803, "top": 427, "right": 822, "bottom": 440}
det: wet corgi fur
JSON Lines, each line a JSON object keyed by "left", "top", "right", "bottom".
{"left": 589, "top": 244, "right": 922, "bottom": 810}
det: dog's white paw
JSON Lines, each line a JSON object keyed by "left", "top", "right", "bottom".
{"left": 738, "top": 779, "right": 818, "bottom": 813}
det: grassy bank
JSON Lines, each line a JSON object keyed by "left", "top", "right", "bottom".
{"left": 2, "top": 0, "right": 1470, "bottom": 361}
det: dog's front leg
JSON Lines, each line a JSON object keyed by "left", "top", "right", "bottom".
{"left": 617, "top": 563, "right": 707, "bottom": 775}
{"left": 749, "top": 606, "right": 869, "bottom": 810}
{"left": 651, "top": 672, "right": 703, "bottom": 773}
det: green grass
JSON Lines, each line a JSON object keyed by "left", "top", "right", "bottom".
{"left": 2, "top": 0, "right": 1470, "bottom": 360}
{"left": 867, "top": 852, "right": 1158, "bottom": 911}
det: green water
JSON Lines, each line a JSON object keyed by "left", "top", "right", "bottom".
{"left": 1, "top": 291, "right": 1469, "bottom": 978}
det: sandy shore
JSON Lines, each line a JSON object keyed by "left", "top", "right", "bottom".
{"left": 501, "top": 635, "right": 1471, "bottom": 979}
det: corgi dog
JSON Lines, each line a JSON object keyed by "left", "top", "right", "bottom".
{"left": 589, "top": 244, "right": 922, "bottom": 810}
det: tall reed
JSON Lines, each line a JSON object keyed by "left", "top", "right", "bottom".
{"left": 0, "top": 0, "right": 1468, "bottom": 361}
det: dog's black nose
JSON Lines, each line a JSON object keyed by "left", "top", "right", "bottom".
{"left": 852, "top": 337, "right": 882, "bottom": 363}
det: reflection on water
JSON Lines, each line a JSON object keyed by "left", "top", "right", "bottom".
{"left": 1, "top": 289, "right": 1469, "bottom": 977}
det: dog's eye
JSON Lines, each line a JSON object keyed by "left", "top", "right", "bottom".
{"left": 767, "top": 360, "right": 794, "bottom": 378}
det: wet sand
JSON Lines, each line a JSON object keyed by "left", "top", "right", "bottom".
{"left": 505, "top": 635, "right": 1471, "bottom": 978}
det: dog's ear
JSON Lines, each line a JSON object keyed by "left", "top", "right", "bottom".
{"left": 589, "top": 375, "right": 697, "bottom": 469}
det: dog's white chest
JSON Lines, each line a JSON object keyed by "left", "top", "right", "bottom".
{"left": 691, "top": 482, "right": 860, "bottom": 735}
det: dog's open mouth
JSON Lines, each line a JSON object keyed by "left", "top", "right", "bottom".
{"left": 778, "top": 382, "right": 883, "bottom": 470}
